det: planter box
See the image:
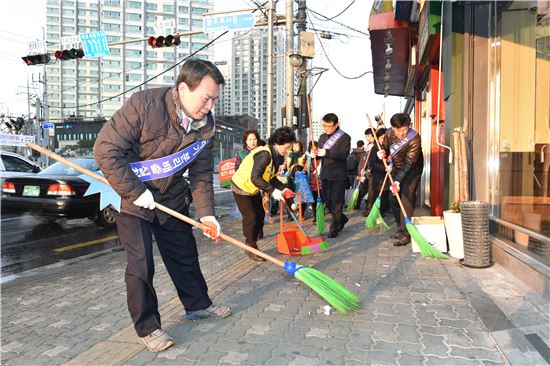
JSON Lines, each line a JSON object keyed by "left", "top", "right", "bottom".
{"left": 411, "top": 216, "right": 447, "bottom": 254}
{"left": 443, "top": 210, "right": 464, "bottom": 259}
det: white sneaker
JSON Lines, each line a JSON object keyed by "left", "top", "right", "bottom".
{"left": 140, "top": 329, "right": 174, "bottom": 352}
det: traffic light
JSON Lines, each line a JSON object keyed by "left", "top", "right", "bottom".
{"left": 54, "top": 48, "right": 85, "bottom": 60}
{"left": 21, "top": 53, "right": 51, "bottom": 66}
{"left": 148, "top": 35, "right": 181, "bottom": 48}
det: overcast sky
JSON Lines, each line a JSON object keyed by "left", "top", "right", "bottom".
{"left": 0, "top": 0, "right": 403, "bottom": 144}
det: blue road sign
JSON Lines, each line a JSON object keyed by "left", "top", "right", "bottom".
{"left": 42, "top": 123, "right": 55, "bottom": 129}
{"left": 80, "top": 31, "right": 110, "bottom": 58}
{"left": 203, "top": 13, "right": 255, "bottom": 32}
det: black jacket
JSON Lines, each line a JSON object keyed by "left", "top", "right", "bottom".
{"left": 380, "top": 128, "right": 423, "bottom": 183}
{"left": 94, "top": 87, "right": 215, "bottom": 224}
{"left": 318, "top": 127, "right": 351, "bottom": 181}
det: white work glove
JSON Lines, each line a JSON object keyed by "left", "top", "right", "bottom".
{"left": 377, "top": 149, "right": 387, "bottom": 160}
{"left": 271, "top": 188, "right": 285, "bottom": 202}
{"left": 200, "top": 216, "right": 221, "bottom": 242}
{"left": 317, "top": 148, "right": 326, "bottom": 157}
{"left": 390, "top": 181, "right": 400, "bottom": 195}
{"left": 133, "top": 189, "right": 156, "bottom": 210}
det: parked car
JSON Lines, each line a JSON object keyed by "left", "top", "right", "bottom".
{"left": 0, "top": 150, "right": 41, "bottom": 181}
{"left": 1, "top": 158, "right": 116, "bottom": 228}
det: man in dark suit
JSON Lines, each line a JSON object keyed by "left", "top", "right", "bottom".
{"left": 315, "top": 113, "right": 351, "bottom": 238}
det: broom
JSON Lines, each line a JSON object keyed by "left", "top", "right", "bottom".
{"left": 305, "top": 93, "right": 326, "bottom": 235}
{"left": 26, "top": 142, "right": 359, "bottom": 314}
{"left": 365, "top": 114, "right": 448, "bottom": 259}
{"left": 365, "top": 173, "right": 390, "bottom": 231}
{"left": 346, "top": 147, "right": 372, "bottom": 212}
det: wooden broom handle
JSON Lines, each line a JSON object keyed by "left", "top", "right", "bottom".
{"left": 25, "top": 141, "right": 285, "bottom": 267}
{"left": 365, "top": 114, "right": 410, "bottom": 218}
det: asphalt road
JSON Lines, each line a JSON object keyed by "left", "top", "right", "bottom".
{"left": 0, "top": 185, "right": 234, "bottom": 280}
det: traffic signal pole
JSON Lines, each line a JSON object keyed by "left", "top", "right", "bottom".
{"left": 266, "top": 0, "right": 275, "bottom": 138}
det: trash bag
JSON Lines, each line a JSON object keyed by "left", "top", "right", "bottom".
{"left": 294, "top": 171, "right": 314, "bottom": 203}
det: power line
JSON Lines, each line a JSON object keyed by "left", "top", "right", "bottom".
{"left": 306, "top": 11, "right": 372, "bottom": 80}
{"left": 307, "top": 7, "right": 369, "bottom": 37}
{"left": 310, "top": 0, "right": 356, "bottom": 21}
{"left": 72, "top": 31, "right": 228, "bottom": 110}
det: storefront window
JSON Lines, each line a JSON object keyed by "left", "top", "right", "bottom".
{"left": 493, "top": 1, "right": 549, "bottom": 262}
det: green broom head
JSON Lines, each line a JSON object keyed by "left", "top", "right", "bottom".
{"left": 315, "top": 198, "right": 326, "bottom": 234}
{"left": 365, "top": 197, "right": 381, "bottom": 228}
{"left": 284, "top": 261, "right": 360, "bottom": 314}
{"left": 376, "top": 216, "right": 390, "bottom": 231}
{"left": 300, "top": 240, "right": 329, "bottom": 255}
{"left": 346, "top": 187, "right": 360, "bottom": 212}
{"left": 405, "top": 218, "right": 449, "bottom": 259}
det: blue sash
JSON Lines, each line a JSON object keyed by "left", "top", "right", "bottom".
{"left": 130, "top": 139, "right": 210, "bottom": 182}
{"left": 321, "top": 129, "right": 345, "bottom": 149}
{"left": 389, "top": 128, "right": 417, "bottom": 159}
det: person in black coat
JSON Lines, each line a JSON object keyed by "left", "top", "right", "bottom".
{"left": 364, "top": 128, "right": 390, "bottom": 217}
{"left": 378, "top": 113, "right": 424, "bottom": 246}
{"left": 315, "top": 113, "right": 351, "bottom": 238}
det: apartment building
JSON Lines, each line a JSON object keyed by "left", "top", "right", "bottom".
{"left": 44, "top": 0, "right": 213, "bottom": 121}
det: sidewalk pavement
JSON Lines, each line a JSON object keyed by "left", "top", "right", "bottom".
{"left": 1, "top": 209, "right": 549, "bottom": 365}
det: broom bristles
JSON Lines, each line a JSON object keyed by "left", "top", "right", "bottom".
{"left": 365, "top": 198, "right": 381, "bottom": 228}
{"left": 346, "top": 188, "right": 360, "bottom": 212}
{"left": 294, "top": 266, "right": 360, "bottom": 314}
{"left": 301, "top": 240, "right": 329, "bottom": 255}
{"left": 316, "top": 199, "right": 326, "bottom": 234}
{"left": 406, "top": 221, "right": 449, "bottom": 259}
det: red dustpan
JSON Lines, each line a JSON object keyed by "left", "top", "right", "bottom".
{"left": 276, "top": 201, "right": 328, "bottom": 256}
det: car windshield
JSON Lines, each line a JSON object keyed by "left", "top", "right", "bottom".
{"left": 39, "top": 159, "right": 99, "bottom": 176}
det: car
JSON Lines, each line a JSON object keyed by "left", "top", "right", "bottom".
{"left": 0, "top": 150, "right": 41, "bottom": 180}
{"left": 1, "top": 158, "right": 116, "bottom": 228}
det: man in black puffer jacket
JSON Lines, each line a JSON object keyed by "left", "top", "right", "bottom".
{"left": 94, "top": 59, "right": 230, "bottom": 352}
{"left": 378, "top": 113, "right": 424, "bottom": 246}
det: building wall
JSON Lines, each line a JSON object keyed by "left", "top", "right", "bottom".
{"left": 230, "top": 27, "right": 287, "bottom": 139}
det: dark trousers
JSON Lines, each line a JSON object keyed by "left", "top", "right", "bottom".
{"left": 356, "top": 180, "right": 369, "bottom": 209}
{"left": 371, "top": 175, "right": 390, "bottom": 214}
{"left": 391, "top": 174, "right": 421, "bottom": 236}
{"left": 116, "top": 212, "right": 212, "bottom": 337}
{"left": 321, "top": 179, "right": 348, "bottom": 232}
{"left": 233, "top": 192, "right": 264, "bottom": 244}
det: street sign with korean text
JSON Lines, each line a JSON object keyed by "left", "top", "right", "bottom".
{"left": 79, "top": 31, "right": 110, "bottom": 58}
{"left": 0, "top": 134, "right": 36, "bottom": 147}
{"left": 203, "top": 13, "right": 255, "bottom": 32}
{"left": 154, "top": 19, "right": 176, "bottom": 36}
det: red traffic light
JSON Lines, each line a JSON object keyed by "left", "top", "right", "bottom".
{"left": 148, "top": 35, "right": 180, "bottom": 48}
{"left": 54, "top": 48, "right": 85, "bottom": 60}
{"left": 21, "top": 53, "right": 51, "bottom": 66}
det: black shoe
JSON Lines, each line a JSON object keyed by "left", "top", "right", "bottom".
{"left": 327, "top": 231, "right": 338, "bottom": 238}
{"left": 391, "top": 230, "right": 404, "bottom": 239}
{"left": 338, "top": 216, "right": 349, "bottom": 232}
{"left": 393, "top": 237, "right": 411, "bottom": 246}
{"left": 361, "top": 210, "right": 370, "bottom": 217}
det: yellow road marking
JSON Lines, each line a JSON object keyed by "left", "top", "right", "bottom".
{"left": 53, "top": 235, "right": 119, "bottom": 253}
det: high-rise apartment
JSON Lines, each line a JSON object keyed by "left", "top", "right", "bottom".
{"left": 45, "top": 0, "right": 213, "bottom": 122}
{"left": 230, "top": 27, "right": 286, "bottom": 138}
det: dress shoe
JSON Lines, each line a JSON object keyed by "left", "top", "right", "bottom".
{"left": 338, "top": 216, "right": 349, "bottom": 232}
{"left": 327, "top": 231, "right": 338, "bottom": 238}
{"left": 393, "top": 236, "right": 411, "bottom": 246}
{"left": 247, "top": 251, "right": 266, "bottom": 261}
{"left": 391, "top": 230, "right": 404, "bottom": 240}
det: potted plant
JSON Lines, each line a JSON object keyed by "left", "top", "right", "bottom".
{"left": 444, "top": 203, "right": 464, "bottom": 259}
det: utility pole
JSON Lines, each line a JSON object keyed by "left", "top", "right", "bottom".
{"left": 266, "top": 0, "right": 275, "bottom": 138}
{"left": 285, "top": 0, "right": 294, "bottom": 128}
{"left": 296, "top": 0, "right": 307, "bottom": 142}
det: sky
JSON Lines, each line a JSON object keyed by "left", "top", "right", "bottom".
{"left": 0, "top": 0, "right": 403, "bottom": 145}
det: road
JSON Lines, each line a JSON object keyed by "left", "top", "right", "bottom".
{"left": 0, "top": 179, "right": 235, "bottom": 280}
